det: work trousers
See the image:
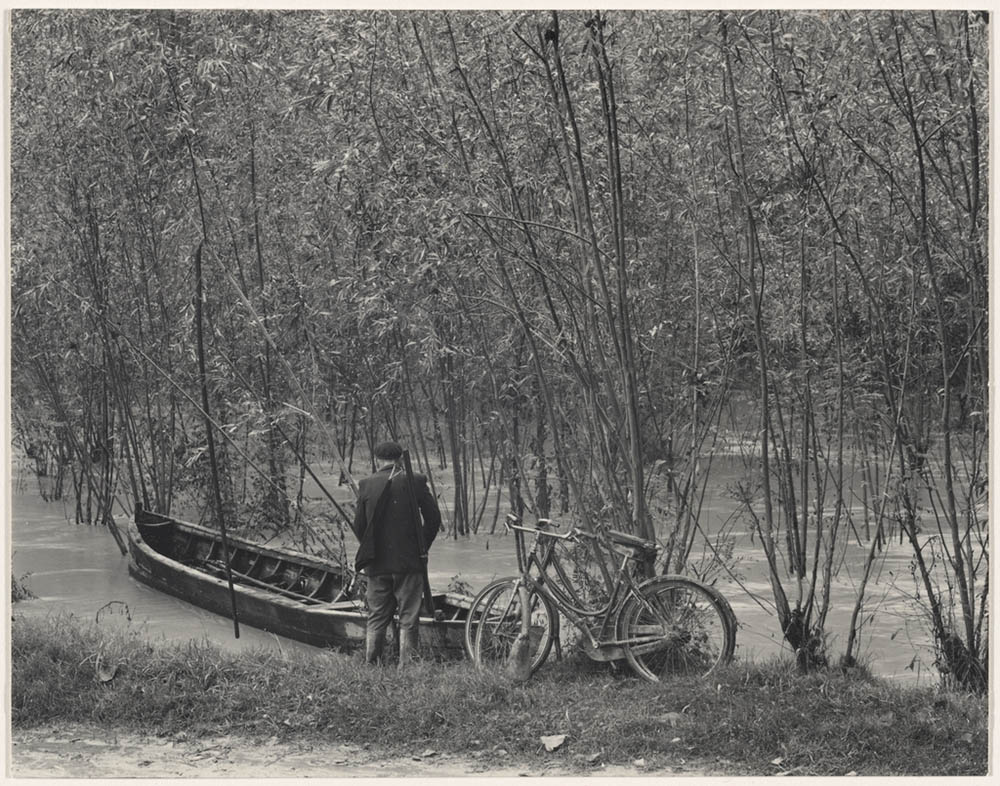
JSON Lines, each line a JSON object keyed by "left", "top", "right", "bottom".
{"left": 365, "top": 572, "right": 423, "bottom": 635}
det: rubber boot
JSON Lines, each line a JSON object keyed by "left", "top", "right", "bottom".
{"left": 397, "top": 627, "right": 419, "bottom": 669}
{"left": 365, "top": 628, "right": 386, "bottom": 665}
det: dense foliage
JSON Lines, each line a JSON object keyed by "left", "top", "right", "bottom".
{"left": 10, "top": 10, "right": 988, "bottom": 687}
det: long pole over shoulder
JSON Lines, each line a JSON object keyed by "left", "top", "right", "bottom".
{"left": 401, "top": 450, "right": 437, "bottom": 619}
{"left": 194, "top": 243, "right": 240, "bottom": 639}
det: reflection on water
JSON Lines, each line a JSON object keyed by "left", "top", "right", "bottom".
{"left": 11, "top": 488, "right": 939, "bottom": 684}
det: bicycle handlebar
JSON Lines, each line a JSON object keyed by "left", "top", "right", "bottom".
{"left": 504, "top": 513, "right": 657, "bottom": 554}
{"left": 504, "top": 514, "right": 581, "bottom": 541}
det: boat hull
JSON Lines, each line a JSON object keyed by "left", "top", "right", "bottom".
{"left": 127, "top": 510, "right": 469, "bottom": 657}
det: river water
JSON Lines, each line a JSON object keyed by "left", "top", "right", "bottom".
{"left": 10, "top": 463, "right": 944, "bottom": 684}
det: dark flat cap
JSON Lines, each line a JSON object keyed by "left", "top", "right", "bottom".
{"left": 373, "top": 440, "right": 403, "bottom": 461}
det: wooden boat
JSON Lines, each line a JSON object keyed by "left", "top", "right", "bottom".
{"left": 127, "top": 507, "right": 471, "bottom": 657}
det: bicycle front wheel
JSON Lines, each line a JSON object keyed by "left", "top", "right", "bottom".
{"left": 618, "top": 576, "right": 736, "bottom": 682}
{"left": 472, "top": 578, "right": 557, "bottom": 674}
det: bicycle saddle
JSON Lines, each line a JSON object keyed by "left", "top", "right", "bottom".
{"left": 606, "top": 529, "right": 657, "bottom": 553}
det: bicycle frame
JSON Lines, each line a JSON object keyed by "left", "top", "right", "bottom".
{"left": 505, "top": 515, "right": 662, "bottom": 658}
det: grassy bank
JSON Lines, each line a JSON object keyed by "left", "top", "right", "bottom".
{"left": 11, "top": 614, "right": 987, "bottom": 776}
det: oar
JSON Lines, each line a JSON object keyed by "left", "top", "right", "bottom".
{"left": 193, "top": 243, "right": 240, "bottom": 639}
{"left": 401, "top": 450, "right": 439, "bottom": 620}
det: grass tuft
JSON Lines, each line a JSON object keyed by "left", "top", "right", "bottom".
{"left": 10, "top": 614, "right": 987, "bottom": 776}
{"left": 11, "top": 572, "right": 35, "bottom": 602}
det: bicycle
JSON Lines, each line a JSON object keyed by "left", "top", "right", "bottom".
{"left": 464, "top": 513, "right": 737, "bottom": 682}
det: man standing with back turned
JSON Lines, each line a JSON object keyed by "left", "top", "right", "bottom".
{"left": 351, "top": 440, "right": 442, "bottom": 666}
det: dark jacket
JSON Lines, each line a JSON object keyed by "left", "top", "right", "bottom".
{"left": 351, "top": 465, "right": 442, "bottom": 575}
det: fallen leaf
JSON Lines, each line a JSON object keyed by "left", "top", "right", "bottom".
{"left": 660, "top": 711, "right": 684, "bottom": 727}
{"left": 771, "top": 757, "right": 784, "bottom": 766}
{"left": 960, "top": 733, "right": 974, "bottom": 745}
{"left": 633, "top": 758, "right": 646, "bottom": 768}
{"left": 845, "top": 772, "right": 858, "bottom": 777}
{"left": 585, "top": 752, "right": 601, "bottom": 763}
{"left": 97, "top": 663, "right": 118, "bottom": 683}
{"left": 420, "top": 749, "right": 436, "bottom": 758}
{"left": 540, "top": 734, "right": 566, "bottom": 752}
{"left": 671, "top": 737, "right": 682, "bottom": 744}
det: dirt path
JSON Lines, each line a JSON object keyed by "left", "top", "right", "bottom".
{"left": 10, "top": 724, "right": 722, "bottom": 778}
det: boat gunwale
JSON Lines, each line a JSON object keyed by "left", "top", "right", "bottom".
{"left": 128, "top": 520, "right": 369, "bottom": 617}
{"left": 135, "top": 512, "right": 347, "bottom": 575}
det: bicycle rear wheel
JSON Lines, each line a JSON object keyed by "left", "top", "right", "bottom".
{"left": 472, "top": 578, "right": 557, "bottom": 674}
{"left": 464, "top": 577, "right": 518, "bottom": 660}
{"left": 618, "top": 576, "right": 736, "bottom": 682}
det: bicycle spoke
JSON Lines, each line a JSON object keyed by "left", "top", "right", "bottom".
{"left": 472, "top": 579, "right": 556, "bottom": 674}
{"left": 619, "top": 577, "right": 735, "bottom": 681}
{"left": 464, "top": 577, "right": 517, "bottom": 660}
